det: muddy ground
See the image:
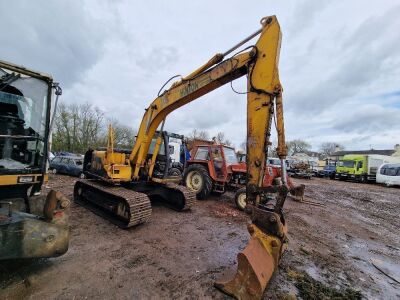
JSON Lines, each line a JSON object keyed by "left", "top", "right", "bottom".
{"left": 1, "top": 175, "right": 399, "bottom": 299}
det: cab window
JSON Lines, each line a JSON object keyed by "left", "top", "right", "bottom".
{"left": 194, "top": 147, "right": 209, "bottom": 160}
{"left": 52, "top": 157, "right": 61, "bottom": 163}
{"left": 60, "top": 158, "right": 69, "bottom": 164}
{"left": 380, "top": 167, "right": 386, "bottom": 175}
{"left": 387, "top": 167, "right": 397, "bottom": 176}
{"left": 223, "top": 147, "right": 238, "bottom": 165}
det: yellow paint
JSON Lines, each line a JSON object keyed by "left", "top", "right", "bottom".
{"left": 0, "top": 174, "right": 48, "bottom": 186}
{"left": 248, "top": 223, "right": 283, "bottom": 266}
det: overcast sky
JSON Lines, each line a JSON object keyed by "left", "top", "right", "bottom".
{"left": 1, "top": 0, "right": 399, "bottom": 151}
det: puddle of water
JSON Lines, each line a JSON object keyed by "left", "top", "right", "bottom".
{"left": 345, "top": 237, "right": 400, "bottom": 298}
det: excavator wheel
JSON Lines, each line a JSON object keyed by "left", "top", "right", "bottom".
{"left": 184, "top": 164, "right": 213, "bottom": 200}
{"left": 234, "top": 187, "right": 247, "bottom": 211}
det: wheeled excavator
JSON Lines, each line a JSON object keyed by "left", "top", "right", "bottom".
{"left": 75, "top": 15, "right": 290, "bottom": 299}
{"left": 0, "top": 60, "right": 70, "bottom": 260}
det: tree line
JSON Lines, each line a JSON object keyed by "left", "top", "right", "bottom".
{"left": 186, "top": 129, "right": 233, "bottom": 146}
{"left": 240, "top": 139, "right": 344, "bottom": 158}
{"left": 51, "top": 103, "right": 233, "bottom": 154}
{"left": 51, "top": 103, "right": 136, "bottom": 154}
{"left": 51, "top": 103, "right": 343, "bottom": 157}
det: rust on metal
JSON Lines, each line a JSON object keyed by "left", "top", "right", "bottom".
{"left": 215, "top": 210, "right": 288, "bottom": 300}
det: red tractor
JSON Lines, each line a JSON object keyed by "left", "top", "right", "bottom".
{"left": 183, "top": 144, "right": 305, "bottom": 210}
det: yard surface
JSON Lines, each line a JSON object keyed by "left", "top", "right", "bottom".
{"left": 1, "top": 175, "right": 399, "bottom": 299}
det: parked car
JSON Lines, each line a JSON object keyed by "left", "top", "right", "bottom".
{"left": 376, "top": 163, "right": 400, "bottom": 187}
{"left": 50, "top": 156, "right": 85, "bottom": 178}
{"left": 48, "top": 151, "right": 55, "bottom": 161}
{"left": 317, "top": 164, "right": 336, "bottom": 179}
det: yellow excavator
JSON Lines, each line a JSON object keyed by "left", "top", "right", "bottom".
{"left": 75, "top": 15, "right": 289, "bottom": 299}
{"left": 0, "top": 60, "right": 70, "bottom": 260}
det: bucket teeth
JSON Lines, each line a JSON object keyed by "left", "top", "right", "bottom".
{"left": 215, "top": 220, "right": 286, "bottom": 300}
{"left": 215, "top": 236, "right": 276, "bottom": 299}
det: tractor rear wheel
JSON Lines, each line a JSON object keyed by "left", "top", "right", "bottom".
{"left": 168, "top": 167, "right": 182, "bottom": 177}
{"left": 184, "top": 164, "right": 213, "bottom": 200}
{"left": 235, "top": 187, "right": 247, "bottom": 211}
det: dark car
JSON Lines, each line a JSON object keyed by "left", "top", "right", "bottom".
{"left": 317, "top": 165, "right": 336, "bottom": 179}
{"left": 50, "top": 156, "right": 85, "bottom": 178}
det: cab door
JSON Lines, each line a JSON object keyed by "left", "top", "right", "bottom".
{"left": 59, "top": 158, "right": 70, "bottom": 174}
{"left": 356, "top": 160, "right": 363, "bottom": 175}
{"left": 210, "top": 146, "right": 225, "bottom": 179}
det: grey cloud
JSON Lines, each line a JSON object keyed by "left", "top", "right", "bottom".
{"left": 332, "top": 106, "right": 400, "bottom": 134}
{"left": 0, "top": 1, "right": 108, "bottom": 87}
{"left": 288, "top": 0, "right": 331, "bottom": 36}
{"left": 136, "top": 47, "right": 180, "bottom": 73}
{"left": 4, "top": 1, "right": 397, "bottom": 151}
{"left": 167, "top": 95, "right": 235, "bottom": 131}
{"left": 288, "top": 5, "right": 400, "bottom": 114}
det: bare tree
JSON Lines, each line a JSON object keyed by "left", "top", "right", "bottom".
{"left": 268, "top": 140, "right": 278, "bottom": 157}
{"left": 239, "top": 141, "right": 247, "bottom": 152}
{"left": 52, "top": 102, "right": 105, "bottom": 154}
{"left": 214, "top": 132, "right": 232, "bottom": 146}
{"left": 215, "top": 132, "right": 225, "bottom": 144}
{"left": 187, "top": 129, "right": 210, "bottom": 141}
{"left": 319, "top": 142, "right": 344, "bottom": 157}
{"left": 53, "top": 103, "right": 72, "bottom": 152}
{"left": 109, "top": 119, "right": 137, "bottom": 149}
{"left": 286, "top": 139, "right": 311, "bottom": 155}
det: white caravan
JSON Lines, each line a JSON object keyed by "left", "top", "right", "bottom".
{"left": 376, "top": 163, "right": 400, "bottom": 186}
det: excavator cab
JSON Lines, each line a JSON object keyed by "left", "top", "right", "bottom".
{"left": 0, "top": 60, "right": 70, "bottom": 260}
{"left": 146, "top": 131, "right": 186, "bottom": 178}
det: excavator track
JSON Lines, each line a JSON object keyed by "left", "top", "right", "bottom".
{"left": 138, "top": 181, "right": 196, "bottom": 211}
{"left": 74, "top": 180, "right": 152, "bottom": 229}
{"left": 164, "top": 182, "right": 196, "bottom": 211}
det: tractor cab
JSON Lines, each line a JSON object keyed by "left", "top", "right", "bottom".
{"left": 184, "top": 144, "right": 239, "bottom": 198}
{"left": 190, "top": 144, "right": 237, "bottom": 178}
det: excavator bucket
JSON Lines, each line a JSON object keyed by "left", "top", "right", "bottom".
{"left": 0, "top": 189, "right": 70, "bottom": 260}
{"left": 215, "top": 211, "right": 287, "bottom": 300}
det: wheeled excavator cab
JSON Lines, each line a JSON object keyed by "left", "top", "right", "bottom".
{"left": 0, "top": 60, "right": 70, "bottom": 260}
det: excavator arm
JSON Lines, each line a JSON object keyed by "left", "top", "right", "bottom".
{"left": 127, "top": 17, "right": 288, "bottom": 299}
{"left": 129, "top": 16, "right": 286, "bottom": 194}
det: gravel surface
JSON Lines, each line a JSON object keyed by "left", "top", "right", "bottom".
{"left": 1, "top": 175, "right": 399, "bottom": 299}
